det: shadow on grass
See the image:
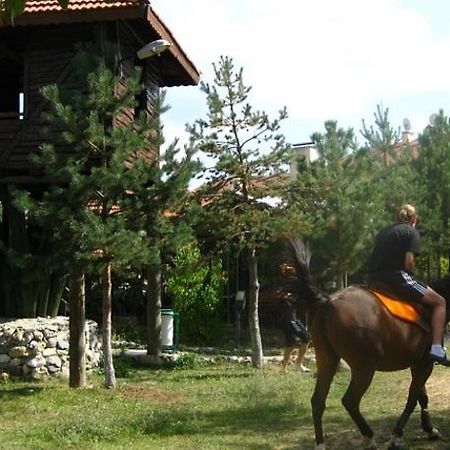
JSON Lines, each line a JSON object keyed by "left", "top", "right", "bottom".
{"left": 0, "top": 386, "right": 45, "bottom": 399}
{"left": 165, "top": 370, "right": 255, "bottom": 382}
{"left": 139, "top": 401, "right": 310, "bottom": 436}
{"left": 137, "top": 400, "right": 450, "bottom": 450}
{"left": 321, "top": 411, "right": 450, "bottom": 450}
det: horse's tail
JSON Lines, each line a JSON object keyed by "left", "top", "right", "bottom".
{"left": 285, "top": 234, "right": 330, "bottom": 309}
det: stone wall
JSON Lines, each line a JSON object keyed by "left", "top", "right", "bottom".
{"left": 0, "top": 317, "right": 101, "bottom": 380}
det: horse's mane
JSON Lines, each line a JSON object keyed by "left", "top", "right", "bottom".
{"left": 285, "top": 234, "right": 330, "bottom": 308}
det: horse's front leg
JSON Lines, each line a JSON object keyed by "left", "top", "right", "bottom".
{"left": 388, "top": 362, "right": 434, "bottom": 450}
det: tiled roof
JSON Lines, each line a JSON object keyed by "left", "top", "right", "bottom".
{"left": 23, "top": 0, "right": 141, "bottom": 14}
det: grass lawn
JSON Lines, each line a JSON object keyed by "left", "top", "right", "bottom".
{"left": 0, "top": 354, "right": 449, "bottom": 450}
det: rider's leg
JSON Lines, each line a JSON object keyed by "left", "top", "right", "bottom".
{"left": 420, "top": 287, "right": 449, "bottom": 363}
{"left": 282, "top": 346, "right": 294, "bottom": 372}
{"left": 295, "top": 342, "right": 310, "bottom": 372}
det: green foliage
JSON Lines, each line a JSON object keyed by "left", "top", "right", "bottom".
{"left": 14, "top": 42, "right": 198, "bottom": 279}
{"left": 290, "top": 120, "right": 379, "bottom": 286}
{"left": 113, "top": 317, "right": 146, "bottom": 345}
{"left": 189, "top": 55, "right": 294, "bottom": 254}
{"left": 112, "top": 356, "right": 133, "bottom": 378}
{"left": 167, "top": 243, "right": 226, "bottom": 345}
{"left": 168, "top": 352, "right": 205, "bottom": 370}
{"left": 0, "top": 0, "right": 26, "bottom": 23}
{"left": 361, "top": 104, "right": 401, "bottom": 162}
{"left": 414, "top": 110, "right": 450, "bottom": 276}
{"left": 14, "top": 45, "right": 153, "bottom": 277}
{"left": 361, "top": 105, "right": 418, "bottom": 221}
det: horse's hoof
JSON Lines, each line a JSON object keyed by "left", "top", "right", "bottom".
{"left": 363, "top": 436, "right": 377, "bottom": 449}
{"left": 387, "top": 443, "right": 401, "bottom": 450}
{"left": 387, "top": 436, "right": 401, "bottom": 450}
{"left": 428, "top": 427, "right": 441, "bottom": 440}
{"left": 365, "top": 443, "right": 378, "bottom": 449}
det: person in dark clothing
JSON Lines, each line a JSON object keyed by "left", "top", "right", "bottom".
{"left": 280, "top": 295, "right": 310, "bottom": 372}
{"left": 368, "top": 204, "right": 450, "bottom": 366}
{"left": 277, "top": 262, "right": 310, "bottom": 372}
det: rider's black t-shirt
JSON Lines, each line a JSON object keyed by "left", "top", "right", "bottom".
{"left": 368, "top": 223, "right": 421, "bottom": 276}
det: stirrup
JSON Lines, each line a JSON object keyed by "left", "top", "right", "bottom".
{"left": 429, "top": 352, "right": 450, "bottom": 367}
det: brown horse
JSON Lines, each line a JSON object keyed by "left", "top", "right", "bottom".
{"left": 288, "top": 237, "right": 450, "bottom": 450}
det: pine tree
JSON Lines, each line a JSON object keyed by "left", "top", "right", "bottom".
{"left": 414, "top": 110, "right": 450, "bottom": 278}
{"left": 121, "top": 131, "right": 199, "bottom": 358}
{"left": 291, "top": 120, "right": 378, "bottom": 287}
{"left": 16, "top": 44, "right": 198, "bottom": 386}
{"left": 361, "top": 104, "right": 401, "bottom": 165}
{"left": 360, "top": 104, "right": 416, "bottom": 217}
{"left": 188, "top": 56, "right": 293, "bottom": 368}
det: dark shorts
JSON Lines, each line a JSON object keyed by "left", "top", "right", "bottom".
{"left": 368, "top": 270, "right": 428, "bottom": 302}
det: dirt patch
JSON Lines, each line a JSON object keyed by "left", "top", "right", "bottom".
{"left": 118, "top": 386, "right": 186, "bottom": 403}
{"left": 426, "top": 369, "right": 450, "bottom": 409}
{"left": 318, "top": 370, "right": 450, "bottom": 450}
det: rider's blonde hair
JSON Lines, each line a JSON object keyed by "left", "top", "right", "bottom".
{"left": 397, "top": 204, "right": 417, "bottom": 225}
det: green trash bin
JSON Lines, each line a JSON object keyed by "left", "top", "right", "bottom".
{"left": 161, "top": 309, "right": 179, "bottom": 352}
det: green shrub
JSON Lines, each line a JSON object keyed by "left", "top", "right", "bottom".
{"left": 169, "top": 352, "right": 204, "bottom": 370}
{"left": 167, "top": 243, "right": 226, "bottom": 345}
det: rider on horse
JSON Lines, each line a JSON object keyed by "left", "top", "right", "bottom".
{"left": 367, "top": 203, "right": 450, "bottom": 366}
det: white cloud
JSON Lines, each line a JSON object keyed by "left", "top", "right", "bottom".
{"left": 153, "top": 0, "right": 450, "bottom": 142}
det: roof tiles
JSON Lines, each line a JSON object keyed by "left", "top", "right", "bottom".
{"left": 23, "top": 0, "right": 141, "bottom": 14}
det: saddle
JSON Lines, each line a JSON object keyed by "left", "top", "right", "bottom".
{"left": 370, "top": 288, "right": 430, "bottom": 332}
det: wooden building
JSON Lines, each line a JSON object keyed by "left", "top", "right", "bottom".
{"left": 0, "top": 0, "right": 199, "bottom": 317}
{"left": 0, "top": 0, "right": 199, "bottom": 183}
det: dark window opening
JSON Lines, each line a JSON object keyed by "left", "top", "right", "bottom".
{"left": 0, "top": 50, "right": 24, "bottom": 119}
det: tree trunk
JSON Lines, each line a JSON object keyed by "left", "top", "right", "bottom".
{"left": 247, "top": 249, "right": 263, "bottom": 368}
{"left": 336, "top": 265, "right": 345, "bottom": 290}
{"left": 48, "top": 274, "right": 67, "bottom": 317}
{"left": 36, "top": 275, "right": 50, "bottom": 317}
{"left": 0, "top": 187, "right": 64, "bottom": 318}
{"left": 102, "top": 262, "right": 116, "bottom": 388}
{"left": 69, "top": 272, "right": 86, "bottom": 388}
{"left": 146, "top": 265, "right": 162, "bottom": 357}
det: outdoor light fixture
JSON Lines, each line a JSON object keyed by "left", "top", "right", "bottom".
{"left": 116, "top": 39, "right": 171, "bottom": 74}
{"left": 136, "top": 39, "right": 171, "bottom": 60}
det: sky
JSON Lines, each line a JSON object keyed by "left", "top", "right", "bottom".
{"left": 151, "top": 0, "right": 450, "bottom": 148}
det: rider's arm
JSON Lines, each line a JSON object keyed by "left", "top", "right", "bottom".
{"left": 405, "top": 251, "right": 415, "bottom": 272}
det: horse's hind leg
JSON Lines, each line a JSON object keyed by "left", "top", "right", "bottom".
{"left": 418, "top": 386, "right": 441, "bottom": 440}
{"left": 341, "top": 366, "right": 377, "bottom": 448}
{"left": 388, "top": 362, "right": 435, "bottom": 449}
{"left": 311, "top": 346, "right": 340, "bottom": 448}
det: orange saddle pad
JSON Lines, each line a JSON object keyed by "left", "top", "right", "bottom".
{"left": 371, "top": 290, "right": 427, "bottom": 330}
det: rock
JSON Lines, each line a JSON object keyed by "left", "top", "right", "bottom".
{"left": 47, "top": 337, "right": 58, "bottom": 348}
{"left": 0, "top": 372, "right": 9, "bottom": 383}
{"left": 43, "top": 348, "right": 57, "bottom": 357}
{"left": 57, "top": 339, "right": 69, "bottom": 350}
{"left": 0, "top": 317, "right": 101, "bottom": 379}
{"left": 9, "top": 346, "right": 28, "bottom": 359}
{"left": 26, "top": 354, "right": 46, "bottom": 368}
{"left": 46, "top": 355, "right": 62, "bottom": 368}
{"left": 0, "top": 354, "right": 11, "bottom": 365}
